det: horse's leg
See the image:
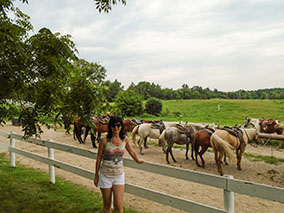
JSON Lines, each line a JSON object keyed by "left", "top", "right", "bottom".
{"left": 169, "top": 147, "right": 177, "bottom": 163}
{"left": 218, "top": 151, "right": 224, "bottom": 176}
{"left": 91, "top": 133, "right": 97, "bottom": 148}
{"left": 73, "top": 123, "right": 77, "bottom": 141}
{"left": 76, "top": 125, "right": 84, "bottom": 144}
{"left": 144, "top": 136, "right": 149, "bottom": 149}
{"left": 97, "top": 132, "right": 101, "bottom": 143}
{"left": 214, "top": 149, "right": 223, "bottom": 176}
{"left": 223, "top": 153, "right": 228, "bottom": 165}
{"left": 83, "top": 126, "right": 90, "bottom": 144}
{"left": 166, "top": 147, "right": 171, "bottom": 164}
{"left": 138, "top": 138, "right": 143, "bottom": 155}
{"left": 191, "top": 142, "right": 195, "bottom": 160}
{"left": 237, "top": 144, "right": 246, "bottom": 170}
{"left": 185, "top": 143, "right": 189, "bottom": 160}
{"left": 199, "top": 146, "right": 209, "bottom": 168}
{"left": 195, "top": 144, "right": 201, "bottom": 167}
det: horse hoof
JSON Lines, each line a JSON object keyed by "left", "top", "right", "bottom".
{"left": 237, "top": 167, "right": 242, "bottom": 170}
{"left": 144, "top": 146, "right": 149, "bottom": 149}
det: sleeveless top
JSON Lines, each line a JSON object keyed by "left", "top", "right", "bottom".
{"left": 100, "top": 138, "right": 125, "bottom": 177}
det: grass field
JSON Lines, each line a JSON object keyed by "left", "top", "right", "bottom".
{"left": 138, "top": 99, "right": 284, "bottom": 126}
{"left": 0, "top": 154, "right": 138, "bottom": 213}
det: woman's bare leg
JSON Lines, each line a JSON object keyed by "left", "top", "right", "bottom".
{"left": 100, "top": 188, "right": 112, "bottom": 213}
{"left": 113, "top": 185, "right": 124, "bottom": 213}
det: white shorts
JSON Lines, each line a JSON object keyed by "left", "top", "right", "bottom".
{"left": 98, "top": 172, "right": 125, "bottom": 189}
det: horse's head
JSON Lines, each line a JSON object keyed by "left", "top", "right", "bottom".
{"left": 159, "top": 121, "right": 166, "bottom": 134}
{"left": 245, "top": 128, "right": 260, "bottom": 145}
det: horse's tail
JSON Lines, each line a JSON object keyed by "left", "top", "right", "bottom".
{"left": 192, "top": 132, "right": 199, "bottom": 153}
{"left": 131, "top": 125, "right": 139, "bottom": 146}
{"left": 211, "top": 133, "right": 235, "bottom": 163}
{"left": 159, "top": 130, "right": 167, "bottom": 153}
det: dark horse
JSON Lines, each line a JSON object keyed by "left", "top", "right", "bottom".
{"left": 77, "top": 117, "right": 137, "bottom": 148}
{"left": 192, "top": 128, "right": 215, "bottom": 167}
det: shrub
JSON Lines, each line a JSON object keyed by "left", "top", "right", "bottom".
{"left": 114, "top": 90, "right": 143, "bottom": 117}
{"left": 145, "top": 97, "right": 162, "bottom": 116}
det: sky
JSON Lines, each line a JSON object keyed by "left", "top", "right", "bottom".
{"left": 15, "top": 0, "right": 284, "bottom": 92}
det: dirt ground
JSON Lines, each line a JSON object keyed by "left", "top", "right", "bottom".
{"left": 1, "top": 123, "right": 284, "bottom": 213}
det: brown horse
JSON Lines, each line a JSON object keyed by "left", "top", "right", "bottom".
{"left": 83, "top": 117, "right": 137, "bottom": 148}
{"left": 73, "top": 117, "right": 87, "bottom": 144}
{"left": 123, "top": 119, "right": 137, "bottom": 133}
{"left": 83, "top": 116, "right": 109, "bottom": 148}
{"left": 210, "top": 128, "right": 258, "bottom": 176}
{"left": 192, "top": 128, "right": 214, "bottom": 167}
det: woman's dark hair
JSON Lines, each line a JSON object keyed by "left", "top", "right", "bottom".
{"left": 107, "top": 116, "right": 125, "bottom": 140}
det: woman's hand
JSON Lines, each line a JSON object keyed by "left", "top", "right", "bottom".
{"left": 94, "top": 174, "right": 99, "bottom": 187}
{"left": 137, "top": 159, "right": 144, "bottom": 164}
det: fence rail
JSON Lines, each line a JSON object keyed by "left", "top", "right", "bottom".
{"left": 1, "top": 129, "right": 284, "bottom": 213}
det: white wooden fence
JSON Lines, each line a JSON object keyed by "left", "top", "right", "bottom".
{"left": 0, "top": 130, "right": 284, "bottom": 213}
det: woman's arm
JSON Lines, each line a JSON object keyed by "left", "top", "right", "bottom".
{"left": 94, "top": 137, "right": 107, "bottom": 187}
{"left": 125, "top": 136, "right": 144, "bottom": 164}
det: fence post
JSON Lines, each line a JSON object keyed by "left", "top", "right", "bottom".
{"left": 224, "top": 175, "right": 234, "bottom": 213}
{"left": 10, "top": 131, "right": 16, "bottom": 168}
{"left": 48, "top": 139, "right": 55, "bottom": 184}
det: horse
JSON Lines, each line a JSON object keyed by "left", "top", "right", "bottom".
{"left": 159, "top": 125, "right": 192, "bottom": 164}
{"left": 192, "top": 128, "right": 214, "bottom": 167}
{"left": 83, "top": 116, "right": 109, "bottom": 148}
{"left": 184, "top": 124, "right": 205, "bottom": 160}
{"left": 123, "top": 119, "right": 137, "bottom": 133}
{"left": 275, "top": 122, "right": 284, "bottom": 135}
{"left": 73, "top": 117, "right": 87, "bottom": 144}
{"left": 244, "top": 117, "right": 261, "bottom": 131}
{"left": 210, "top": 128, "right": 258, "bottom": 176}
{"left": 131, "top": 121, "right": 166, "bottom": 154}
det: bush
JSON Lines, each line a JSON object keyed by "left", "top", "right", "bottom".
{"left": 145, "top": 97, "right": 162, "bottom": 116}
{"left": 114, "top": 90, "right": 143, "bottom": 117}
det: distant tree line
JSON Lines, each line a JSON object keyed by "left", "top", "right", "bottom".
{"left": 103, "top": 80, "right": 284, "bottom": 101}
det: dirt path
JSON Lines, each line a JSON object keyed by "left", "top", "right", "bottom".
{"left": 1, "top": 123, "right": 284, "bottom": 213}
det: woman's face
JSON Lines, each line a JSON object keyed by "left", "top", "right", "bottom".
{"left": 111, "top": 122, "right": 122, "bottom": 134}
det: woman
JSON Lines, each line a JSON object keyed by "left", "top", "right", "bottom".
{"left": 94, "top": 116, "right": 144, "bottom": 213}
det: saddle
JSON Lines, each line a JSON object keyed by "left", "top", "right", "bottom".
{"left": 222, "top": 126, "right": 245, "bottom": 145}
{"left": 131, "top": 118, "right": 144, "bottom": 125}
{"left": 175, "top": 124, "right": 187, "bottom": 134}
{"left": 259, "top": 118, "right": 277, "bottom": 133}
{"left": 150, "top": 122, "right": 162, "bottom": 129}
{"left": 205, "top": 127, "right": 215, "bottom": 136}
{"left": 96, "top": 116, "right": 108, "bottom": 125}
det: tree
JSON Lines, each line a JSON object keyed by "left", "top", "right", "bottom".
{"left": 94, "top": 0, "right": 126, "bottom": 13}
{"left": 114, "top": 90, "right": 143, "bottom": 117}
{"left": 103, "top": 79, "right": 123, "bottom": 101}
{"left": 145, "top": 97, "right": 162, "bottom": 116}
{"left": 0, "top": 1, "right": 112, "bottom": 136}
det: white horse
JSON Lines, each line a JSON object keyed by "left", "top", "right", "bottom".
{"left": 244, "top": 117, "right": 261, "bottom": 131}
{"left": 131, "top": 122, "right": 166, "bottom": 154}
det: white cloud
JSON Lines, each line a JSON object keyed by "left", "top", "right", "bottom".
{"left": 14, "top": 0, "right": 284, "bottom": 91}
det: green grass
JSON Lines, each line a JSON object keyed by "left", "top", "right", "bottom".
{"left": 136, "top": 99, "right": 284, "bottom": 126}
{"left": 0, "top": 154, "right": 138, "bottom": 213}
{"left": 243, "top": 153, "right": 284, "bottom": 165}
